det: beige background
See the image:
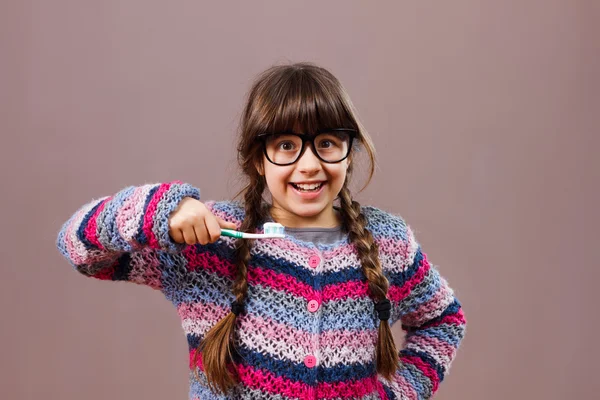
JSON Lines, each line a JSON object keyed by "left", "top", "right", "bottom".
{"left": 1, "top": 1, "right": 598, "bottom": 399}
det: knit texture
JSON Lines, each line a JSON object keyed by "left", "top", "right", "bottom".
{"left": 56, "top": 181, "right": 466, "bottom": 400}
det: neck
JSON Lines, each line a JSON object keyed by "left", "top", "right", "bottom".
{"left": 269, "top": 203, "right": 341, "bottom": 228}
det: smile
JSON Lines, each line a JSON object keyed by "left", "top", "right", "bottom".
{"left": 289, "top": 182, "right": 325, "bottom": 192}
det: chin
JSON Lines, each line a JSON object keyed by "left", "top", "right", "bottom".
{"left": 290, "top": 202, "right": 329, "bottom": 216}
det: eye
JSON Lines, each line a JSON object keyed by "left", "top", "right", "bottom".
{"left": 318, "top": 140, "right": 333, "bottom": 148}
{"left": 317, "top": 136, "right": 342, "bottom": 149}
{"left": 278, "top": 141, "right": 297, "bottom": 151}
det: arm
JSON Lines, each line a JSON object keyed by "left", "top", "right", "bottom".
{"left": 56, "top": 181, "right": 200, "bottom": 289}
{"left": 387, "top": 229, "right": 466, "bottom": 399}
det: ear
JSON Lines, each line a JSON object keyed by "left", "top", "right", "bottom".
{"left": 255, "top": 158, "right": 265, "bottom": 176}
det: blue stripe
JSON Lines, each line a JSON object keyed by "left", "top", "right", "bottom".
{"left": 101, "top": 186, "right": 136, "bottom": 252}
{"left": 401, "top": 349, "right": 444, "bottom": 382}
{"left": 187, "top": 333, "right": 376, "bottom": 384}
{"left": 387, "top": 249, "right": 423, "bottom": 287}
{"left": 77, "top": 200, "right": 104, "bottom": 250}
{"left": 135, "top": 185, "right": 160, "bottom": 245}
{"left": 382, "top": 382, "right": 397, "bottom": 400}
{"left": 162, "top": 267, "right": 233, "bottom": 308}
{"left": 411, "top": 326, "right": 463, "bottom": 347}
{"left": 399, "top": 364, "right": 426, "bottom": 397}
{"left": 402, "top": 271, "right": 442, "bottom": 315}
{"left": 174, "top": 281, "right": 377, "bottom": 334}
{"left": 363, "top": 206, "right": 410, "bottom": 242}
{"left": 188, "top": 372, "right": 229, "bottom": 399}
{"left": 421, "top": 299, "right": 461, "bottom": 329}
{"left": 195, "top": 243, "right": 424, "bottom": 294}
{"left": 186, "top": 337, "right": 377, "bottom": 385}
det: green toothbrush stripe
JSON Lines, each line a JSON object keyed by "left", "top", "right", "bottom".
{"left": 221, "top": 229, "right": 244, "bottom": 239}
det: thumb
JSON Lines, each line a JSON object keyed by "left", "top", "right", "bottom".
{"left": 216, "top": 217, "right": 237, "bottom": 230}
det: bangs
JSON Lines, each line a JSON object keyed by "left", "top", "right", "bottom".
{"left": 258, "top": 68, "right": 357, "bottom": 135}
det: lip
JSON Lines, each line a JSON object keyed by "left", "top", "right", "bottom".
{"left": 289, "top": 182, "right": 326, "bottom": 200}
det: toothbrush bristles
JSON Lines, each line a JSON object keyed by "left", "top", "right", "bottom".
{"left": 263, "top": 222, "right": 285, "bottom": 236}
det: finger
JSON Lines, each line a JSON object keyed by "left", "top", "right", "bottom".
{"left": 182, "top": 225, "right": 199, "bottom": 245}
{"left": 216, "top": 216, "right": 237, "bottom": 230}
{"left": 205, "top": 215, "right": 222, "bottom": 243}
{"left": 194, "top": 220, "right": 210, "bottom": 245}
{"left": 169, "top": 228, "right": 185, "bottom": 244}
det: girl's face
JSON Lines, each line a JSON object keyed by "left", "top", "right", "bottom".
{"left": 260, "top": 139, "right": 350, "bottom": 228}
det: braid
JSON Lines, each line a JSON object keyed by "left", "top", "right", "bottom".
{"left": 338, "top": 184, "right": 400, "bottom": 380}
{"left": 194, "top": 178, "right": 266, "bottom": 394}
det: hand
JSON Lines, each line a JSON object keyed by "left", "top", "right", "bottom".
{"left": 168, "top": 197, "right": 237, "bottom": 245}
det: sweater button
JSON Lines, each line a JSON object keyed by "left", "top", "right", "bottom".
{"left": 307, "top": 299, "right": 320, "bottom": 313}
{"left": 304, "top": 355, "right": 317, "bottom": 368}
{"left": 308, "top": 255, "right": 320, "bottom": 268}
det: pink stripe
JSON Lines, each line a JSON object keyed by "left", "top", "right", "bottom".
{"left": 316, "top": 374, "right": 383, "bottom": 398}
{"left": 92, "top": 259, "right": 117, "bottom": 281}
{"left": 425, "top": 308, "right": 466, "bottom": 329}
{"left": 128, "top": 247, "right": 164, "bottom": 289}
{"left": 191, "top": 354, "right": 312, "bottom": 399}
{"left": 183, "top": 247, "right": 236, "bottom": 277}
{"left": 205, "top": 201, "right": 242, "bottom": 230}
{"left": 190, "top": 348, "right": 384, "bottom": 399}
{"left": 84, "top": 197, "right": 111, "bottom": 249}
{"left": 376, "top": 381, "right": 389, "bottom": 400}
{"left": 259, "top": 238, "right": 319, "bottom": 258}
{"left": 322, "top": 241, "right": 357, "bottom": 257}
{"left": 250, "top": 265, "right": 372, "bottom": 305}
{"left": 178, "top": 302, "right": 229, "bottom": 323}
{"left": 255, "top": 235, "right": 358, "bottom": 260}
{"left": 238, "top": 363, "right": 312, "bottom": 399}
{"left": 182, "top": 256, "right": 370, "bottom": 305}
{"left": 142, "top": 182, "right": 175, "bottom": 248}
{"left": 238, "top": 361, "right": 382, "bottom": 399}
{"left": 239, "top": 314, "right": 313, "bottom": 349}
{"left": 407, "top": 334, "right": 456, "bottom": 361}
{"left": 401, "top": 282, "right": 452, "bottom": 326}
{"left": 322, "top": 279, "right": 369, "bottom": 301}
{"left": 115, "top": 185, "right": 148, "bottom": 247}
{"left": 320, "top": 328, "right": 377, "bottom": 350}
{"left": 393, "top": 373, "right": 418, "bottom": 400}
{"left": 238, "top": 313, "right": 377, "bottom": 351}
{"left": 376, "top": 237, "right": 411, "bottom": 259}
{"left": 388, "top": 256, "right": 430, "bottom": 302}
{"left": 65, "top": 207, "right": 89, "bottom": 265}
{"left": 401, "top": 355, "right": 440, "bottom": 393}
{"left": 247, "top": 265, "right": 316, "bottom": 300}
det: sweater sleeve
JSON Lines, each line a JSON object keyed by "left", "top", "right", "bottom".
{"left": 55, "top": 181, "right": 200, "bottom": 289}
{"left": 386, "top": 226, "right": 466, "bottom": 399}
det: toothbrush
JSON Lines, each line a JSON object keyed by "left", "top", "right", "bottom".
{"left": 221, "top": 222, "right": 286, "bottom": 239}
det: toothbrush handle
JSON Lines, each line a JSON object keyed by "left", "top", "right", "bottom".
{"left": 220, "top": 229, "right": 244, "bottom": 239}
{"left": 220, "top": 229, "right": 285, "bottom": 240}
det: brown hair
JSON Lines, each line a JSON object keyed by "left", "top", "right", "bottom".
{"left": 194, "top": 62, "right": 399, "bottom": 394}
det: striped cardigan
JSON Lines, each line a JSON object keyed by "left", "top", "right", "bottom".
{"left": 56, "top": 181, "right": 466, "bottom": 400}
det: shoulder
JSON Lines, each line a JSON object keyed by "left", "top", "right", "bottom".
{"left": 360, "top": 205, "right": 412, "bottom": 242}
{"left": 204, "top": 200, "right": 246, "bottom": 229}
{"left": 360, "top": 205, "right": 419, "bottom": 265}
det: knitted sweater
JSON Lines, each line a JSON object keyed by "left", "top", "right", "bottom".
{"left": 56, "top": 181, "right": 466, "bottom": 400}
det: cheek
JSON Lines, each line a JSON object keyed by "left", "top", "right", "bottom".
{"left": 265, "top": 167, "right": 293, "bottom": 191}
{"left": 327, "top": 165, "right": 347, "bottom": 183}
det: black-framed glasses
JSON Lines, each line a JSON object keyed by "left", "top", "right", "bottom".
{"left": 257, "top": 128, "right": 357, "bottom": 166}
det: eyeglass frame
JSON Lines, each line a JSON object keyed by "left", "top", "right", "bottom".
{"left": 256, "top": 128, "right": 357, "bottom": 166}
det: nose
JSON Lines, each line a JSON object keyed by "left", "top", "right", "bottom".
{"left": 296, "top": 143, "right": 322, "bottom": 173}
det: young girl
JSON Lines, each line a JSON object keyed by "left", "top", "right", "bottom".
{"left": 56, "top": 62, "right": 466, "bottom": 400}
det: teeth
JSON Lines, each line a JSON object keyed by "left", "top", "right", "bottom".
{"left": 293, "top": 182, "right": 323, "bottom": 190}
